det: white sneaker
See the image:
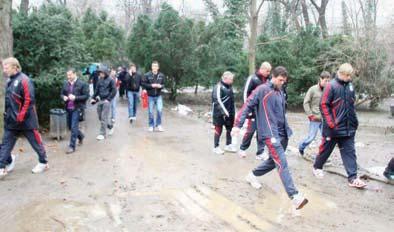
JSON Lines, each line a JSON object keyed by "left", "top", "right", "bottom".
{"left": 96, "top": 134, "right": 105, "bottom": 140}
{"left": 213, "top": 147, "right": 224, "bottom": 155}
{"left": 256, "top": 151, "right": 269, "bottom": 160}
{"left": 313, "top": 168, "right": 324, "bottom": 179}
{"left": 238, "top": 150, "right": 247, "bottom": 158}
{"left": 131, "top": 117, "right": 137, "bottom": 121}
{"left": 111, "top": 118, "right": 115, "bottom": 123}
{"left": 156, "top": 126, "right": 164, "bottom": 132}
{"left": 148, "top": 127, "right": 154, "bottom": 132}
{"left": 245, "top": 172, "right": 262, "bottom": 189}
{"left": 6, "top": 154, "right": 17, "bottom": 172}
{"left": 0, "top": 168, "right": 7, "bottom": 180}
{"left": 32, "top": 163, "right": 49, "bottom": 174}
{"left": 292, "top": 193, "right": 308, "bottom": 210}
{"left": 108, "top": 128, "right": 114, "bottom": 136}
{"left": 224, "top": 144, "right": 237, "bottom": 153}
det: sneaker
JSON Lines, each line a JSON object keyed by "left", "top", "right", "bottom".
{"left": 129, "top": 117, "right": 133, "bottom": 124}
{"left": 156, "top": 126, "right": 164, "bottom": 132}
{"left": 111, "top": 118, "right": 116, "bottom": 123}
{"left": 78, "top": 137, "right": 84, "bottom": 146}
{"left": 313, "top": 168, "right": 324, "bottom": 179}
{"left": 96, "top": 134, "right": 105, "bottom": 140}
{"left": 383, "top": 171, "right": 394, "bottom": 181}
{"left": 245, "top": 172, "right": 262, "bottom": 189}
{"left": 292, "top": 193, "right": 308, "bottom": 210}
{"left": 66, "top": 147, "right": 75, "bottom": 154}
{"left": 299, "top": 148, "right": 304, "bottom": 156}
{"left": 131, "top": 117, "right": 137, "bottom": 121}
{"left": 108, "top": 128, "right": 115, "bottom": 136}
{"left": 6, "top": 154, "right": 17, "bottom": 172}
{"left": 0, "top": 168, "right": 8, "bottom": 179}
{"left": 32, "top": 163, "right": 49, "bottom": 174}
{"left": 256, "top": 152, "right": 268, "bottom": 160}
{"left": 224, "top": 144, "right": 237, "bottom": 153}
{"left": 148, "top": 127, "right": 154, "bottom": 132}
{"left": 238, "top": 150, "right": 247, "bottom": 158}
{"left": 213, "top": 147, "right": 224, "bottom": 155}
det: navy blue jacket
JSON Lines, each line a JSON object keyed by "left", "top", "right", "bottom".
{"left": 212, "top": 81, "right": 235, "bottom": 118}
{"left": 125, "top": 72, "right": 142, "bottom": 92}
{"left": 235, "top": 81, "right": 292, "bottom": 140}
{"left": 243, "top": 72, "right": 268, "bottom": 119}
{"left": 142, "top": 71, "right": 165, "bottom": 97}
{"left": 60, "top": 78, "right": 89, "bottom": 110}
{"left": 320, "top": 77, "right": 358, "bottom": 138}
{"left": 4, "top": 72, "right": 39, "bottom": 130}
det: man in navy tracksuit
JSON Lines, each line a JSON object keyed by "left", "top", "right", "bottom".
{"left": 0, "top": 57, "right": 48, "bottom": 179}
{"left": 211, "top": 71, "right": 236, "bottom": 155}
{"left": 61, "top": 68, "right": 89, "bottom": 154}
{"left": 313, "top": 63, "right": 367, "bottom": 188}
{"left": 233, "top": 66, "right": 308, "bottom": 210}
{"left": 239, "top": 62, "right": 271, "bottom": 159}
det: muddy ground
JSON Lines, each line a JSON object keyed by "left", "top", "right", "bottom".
{"left": 0, "top": 97, "right": 393, "bottom": 232}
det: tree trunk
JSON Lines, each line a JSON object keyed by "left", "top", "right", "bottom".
{"left": 0, "top": 0, "right": 13, "bottom": 136}
{"left": 194, "top": 82, "right": 198, "bottom": 95}
{"left": 248, "top": 0, "right": 258, "bottom": 75}
{"left": 310, "top": 0, "right": 329, "bottom": 38}
{"left": 20, "top": 0, "right": 29, "bottom": 14}
{"left": 301, "top": 0, "right": 310, "bottom": 26}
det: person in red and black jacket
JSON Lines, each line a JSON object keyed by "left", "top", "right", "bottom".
{"left": 0, "top": 57, "right": 48, "bottom": 179}
{"left": 239, "top": 62, "right": 271, "bottom": 159}
{"left": 313, "top": 63, "right": 367, "bottom": 189}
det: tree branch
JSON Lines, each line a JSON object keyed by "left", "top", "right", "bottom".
{"left": 256, "top": 0, "right": 265, "bottom": 14}
{"left": 310, "top": 0, "right": 320, "bottom": 10}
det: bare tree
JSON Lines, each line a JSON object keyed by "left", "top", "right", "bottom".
{"left": 248, "top": 0, "right": 266, "bottom": 74}
{"left": 20, "top": 0, "right": 29, "bottom": 14}
{"left": 300, "top": 0, "right": 310, "bottom": 26}
{"left": 310, "top": 0, "right": 329, "bottom": 38}
{"left": 0, "top": 0, "right": 13, "bottom": 134}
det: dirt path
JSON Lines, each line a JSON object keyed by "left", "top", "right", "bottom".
{"left": 1, "top": 100, "right": 393, "bottom": 231}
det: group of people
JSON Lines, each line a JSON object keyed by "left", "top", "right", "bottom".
{"left": 210, "top": 61, "right": 394, "bottom": 210}
{"left": 0, "top": 57, "right": 393, "bottom": 211}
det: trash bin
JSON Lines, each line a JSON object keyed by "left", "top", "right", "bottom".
{"left": 50, "top": 108, "right": 67, "bottom": 140}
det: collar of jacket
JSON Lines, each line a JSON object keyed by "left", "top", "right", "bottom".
{"left": 335, "top": 77, "right": 350, "bottom": 85}
{"left": 220, "top": 80, "right": 231, "bottom": 88}
{"left": 268, "top": 80, "right": 282, "bottom": 91}
{"left": 10, "top": 72, "right": 21, "bottom": 79}
{"left": 256, "top": 71, "right": 267, "bottom": 82}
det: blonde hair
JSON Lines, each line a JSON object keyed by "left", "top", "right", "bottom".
{"left": 260, "top": 62, "right": 272, "bottom": 70}
{"left": 222, "top": 71, "right": 234, "bottom": 79}
{"left": 2, "top": 57, "right": 22, "bottom": 71}
{"left": 338, "top": 63, "right": 353, "bottom": 75}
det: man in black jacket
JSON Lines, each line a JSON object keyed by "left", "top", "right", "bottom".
{"left": 125, "top": 63, "right": 142, "bottom": 123}
{"left": 212, "top": 71, "right": 236, "bottom": 155}
{"left": 117, "top": 66, "right": 128, "bottom": 99}
{"left": 61, "top": 68, "right": 89, "bottom": 154}
{"left": 0, "top": 57, "right": 48, "bottom": 179}
{"left": 239, "top": 62, "right": 271, "bottom": 159}
{"left": 91, "top": 66, "right": 117, "bottom": 140}
{"left": 313, "top": 63, "right": 367, "bottom": 189}
{"left": 142, "top": 61, "right": 165, "bottom": 132}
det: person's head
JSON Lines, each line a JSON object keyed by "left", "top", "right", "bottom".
{"left": 129, "top": 63, "right": 137, "bottom": 74}
{"left": 117, "top": 66, "right": 122, "bottom": 72}
{"left": 2, "top": 57, "right": 21, "bottom": 77}
{"left": 98, "top": 66, "right": 109, "bottom": 78}
{"left": 319, "top": 71, "right": 331, "bottom": 87}
{"left": 337, "top": 63, "right": 353, "bottom": 82}
{"left": 66, "top": 68, "right": 77, "bottom": 82}
{"left": 110, "top": 68, "right": 116, "bottom": 77}
{"left": 221, "top": 71, "right": 234, "bottom": 85}
{"left": 151, "top": 61, "right": 159, "bottom": 74}
{"left": 271, "top": 66, "right": 288, "bottom": 89}
{"left": 258, "top": 62, "right": 272, "bottom": 78}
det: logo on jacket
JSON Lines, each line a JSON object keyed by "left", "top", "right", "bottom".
{"left": 14, "top": 80, "right": 19, "bottom": 87}
{"left": 349, "top": 83, "right": 354, "bottom": 92}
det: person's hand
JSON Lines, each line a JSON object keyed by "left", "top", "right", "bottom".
{"left": 63, "top": 96, "right": 68, "bottom": 102}
{"left": 308, "top": 115, "right": 317, "bottom": 121}
{"left": 152, "top": 83, "right": 158, "bottom": 88}
{"left": 231, "top": 127, "right": 240, "bottom": 137}
{"left": 156, "top": 84, "right": 162, "bottom": 88}
{"left": 90, "top": 99, "right": 96, "bottom": 104}
{"left": 68, "top": 94, "right": 76, "bottom": 101}
{"left": 104, "top": 99, "right": 109, "bottom": 103}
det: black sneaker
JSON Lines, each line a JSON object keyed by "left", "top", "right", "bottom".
{"left": 383, "top": 171, "right": 394, "bottom": 181}
{"left": 299, "top": 149, "right": 304, "bottom": 156}
{"left": 129, "top": 117, "right": 133, "bottom": 124}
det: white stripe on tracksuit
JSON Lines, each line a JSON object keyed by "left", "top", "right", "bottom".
{"left": 217, "top": 84, "right": 229, "bottom": 117}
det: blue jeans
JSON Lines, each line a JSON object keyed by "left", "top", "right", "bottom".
{"left": 298, "top": 121, "right": 321, "bottom": 151}
{"left": 148, "top": 96, "right": 163, "bottom": 127}
{"left": 67, "top": 109, "right": 84, "bottom": 149}
{"left": 127, "top": 91, "right": 139, "bottom": 118}
{"left": 111, "top": 94, "right": 117, "bottom": 120}
{"left": 253, "top": 137, "right": 298, "bottom": 199}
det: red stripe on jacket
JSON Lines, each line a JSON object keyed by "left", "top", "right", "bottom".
{"left": 320, "top": 83, "right": 335, "bottom": 128}
{"left": 16, "top": 78, "right": 31, "bottom": 123}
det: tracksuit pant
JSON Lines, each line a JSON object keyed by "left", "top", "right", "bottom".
{"left": 253, "top": 136, "right": 298, "bottom": 199}
{"left": 240, "top": 118, "right": 265, "bottom": 155}
{"left": 67, "top": 109, "right": 84, "bottom": 150}
{"left": 97, "top": 101, "right": 113, "bottom": 136}
{"left": 314, "top": 135, "right": 358, "bottom": 182}
{"left": 0, "top": 129, "right": 47, "bottom": 169}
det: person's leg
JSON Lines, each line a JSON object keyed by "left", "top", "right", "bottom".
{"left": 156, "top": 96, "right": 163, "bottom": 127}
{"left": 148, "top": 96, "right": 155, "bottom": 127}
{"left": 77, "top": 109, "right": 84, "bottom": 142}
{"left": 240, "top": 119, "right": 255, "bottom": 151}
{"left": 127, "top": 91, "right": 134, "bottom": 118}
{"left": 253, "top": 157, "right": 276, "bottom": 176}
{"left": 255, "top": 126, "right": 266, "bottom": 155}
{"left": 23, "top": 130, "right": 48, "bottom": 164}
{"left": 0, "top": 129, "right": 18, "bottom": 169}
{"left": 133, "top": 92, "right": 139, "bottom": 118}
{"left": 225, "top": 124, "right": 232, "bottom": 146}
{"left": 111, "top": 95, "right": 117, "bottom": 121}
{"left": 265, "top": 138, "right": 298, "bottom": 198}
{"left": 69, "top": 110, "right": 80, "bottom": 150}
{"left": 314, "top": 137, "right": 337, "bottom": 169}
{"left": 103, "top": 101, "right": 112, "bottom": 130}
{"left": 66, "top": 110, "right": 72, "bottom": 131}
{"left": 97, "top": 102, "right": 106, "bottom": 136}
{"left": 299, "top": 121, "right": 320, "bottom": 152}
{"left": 337, "top": 136, "right": 358, "bottom": 182}
{"left": 214, "top": 124, "right": 223, "bottom": 148}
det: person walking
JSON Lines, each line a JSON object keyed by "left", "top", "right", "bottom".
{"left": 125, "top": 63, "right": 142, "bottom": 124}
